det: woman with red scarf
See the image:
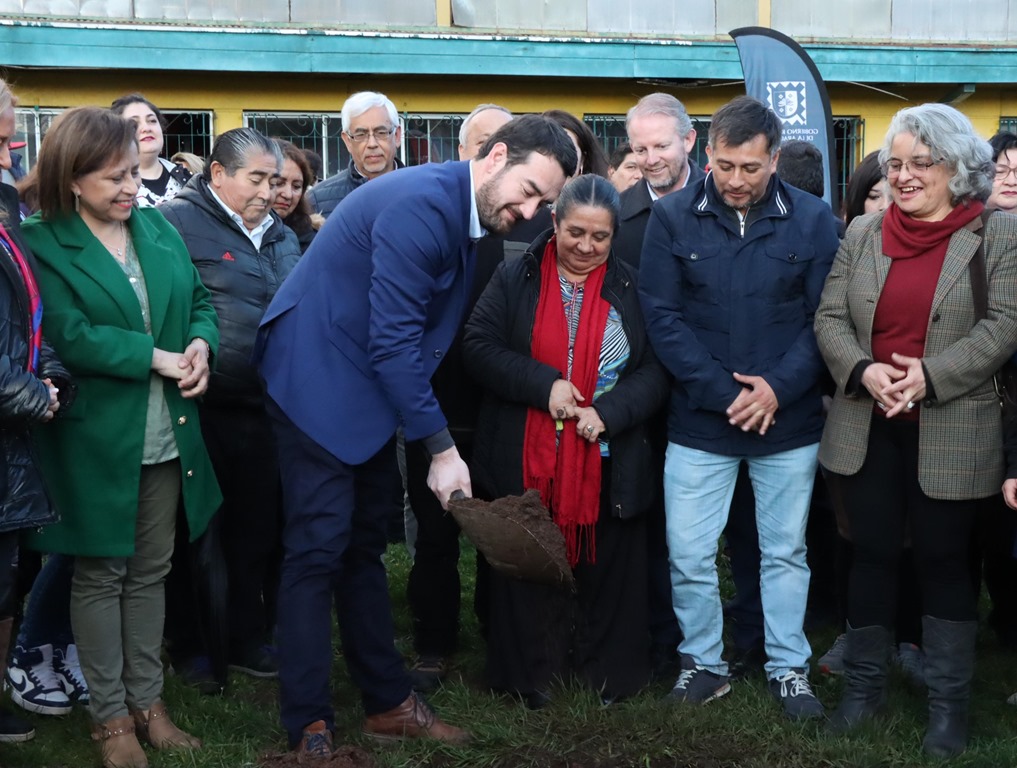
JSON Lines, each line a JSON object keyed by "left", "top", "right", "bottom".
{"left": 815, "top": 103, "right": 1017, "bottom": 758}
{"left": 0, "top": 77, "right": 75, "bottom": 744}
{"left": 464, "top": 174, "right": 668, "bottom": 708}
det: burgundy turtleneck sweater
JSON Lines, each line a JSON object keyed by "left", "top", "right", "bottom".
{"left": 871, "top": 200, "right": 984, "bottom": 419}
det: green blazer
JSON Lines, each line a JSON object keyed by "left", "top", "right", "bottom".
{"left": 815, "top": 208, "right": 1017, "bottom": 501}
{"left": 22, "top": 207, "right": 222, "bottom": 556}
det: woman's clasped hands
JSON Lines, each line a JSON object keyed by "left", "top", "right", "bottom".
{"left": 548, "top": 378, "right": 604, "bottom": 443}
{"left": 864, "top": 352, "right": 927, "bottom": 418}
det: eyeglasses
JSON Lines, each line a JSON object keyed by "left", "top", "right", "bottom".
{"left": 880, "top": 158, "right": 941, "bottom": 177}
{"left": 345, "top": 127, "right": 395, "bottom": 143}
{"left": 995, "top": 165, "right": 1017, "bottom": 182}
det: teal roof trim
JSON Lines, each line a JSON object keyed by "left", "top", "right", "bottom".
{"left": 0, "top": 20, "right": 1013, "bottom": 84}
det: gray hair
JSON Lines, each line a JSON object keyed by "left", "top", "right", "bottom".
{"left": 206, "top": 127, "right": 282, "bottom": 176}
{"left": 459, "top": 103, "right": 512, "bottom": 146}
{"left": 554, "top": 174, "right": 621, "bottom": 235}
{"left": 0, "top": 77, "right": 18, "bottom": 114}
{"left": 879, "top": 103, "right": 994, "bottom": 204}
{"left": 626, "top": 92, "right": 693, "bottom": 140}
{"left": 341, "top": 91, "right": 399, "bottom": 133}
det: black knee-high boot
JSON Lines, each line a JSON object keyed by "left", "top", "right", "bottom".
{"left": 921, "top": 616, "right": 977, "bottom": 759}
{"left": 828, "top": 623, "right": 891, "bottom": 733}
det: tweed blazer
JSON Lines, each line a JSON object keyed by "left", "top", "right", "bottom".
{"left": 815, "top": 208, "right": 1017, "bottom": 500}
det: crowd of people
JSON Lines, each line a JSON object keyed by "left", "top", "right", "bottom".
{"left": 0, "top": 78, "right": 1015, "bottom": 767}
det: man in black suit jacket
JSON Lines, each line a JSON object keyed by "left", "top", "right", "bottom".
{"left": 614, "top": 93, "right": 705, "bottom": 270}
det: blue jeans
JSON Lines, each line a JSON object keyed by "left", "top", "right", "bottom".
{"left": 17, "top": 554, "right": 74, "bottom": 649}
{"left": 663, "top": 442, "right": 818, "bottom": 679}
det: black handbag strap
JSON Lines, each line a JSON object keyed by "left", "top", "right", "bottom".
{"left": 968, "top": 209, "right": 993, "bottom": 322}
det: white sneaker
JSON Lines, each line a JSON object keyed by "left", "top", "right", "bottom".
{"left": 4, "top": 644, "right": 72, "bottom": 716}
{"left": 52, "top": 644, "right": 89, "bottom": 705}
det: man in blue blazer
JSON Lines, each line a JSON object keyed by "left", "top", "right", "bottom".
{"left": 255, "top": 114, "right": 576, "bottom": 756}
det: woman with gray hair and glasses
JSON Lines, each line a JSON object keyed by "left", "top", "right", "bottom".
{"left": 815, "top": 103, "right": 1017, "bottom": 758}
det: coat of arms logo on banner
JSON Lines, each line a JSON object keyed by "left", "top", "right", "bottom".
{"left": 766, "top": 81, "right": 807, "bottom": 125}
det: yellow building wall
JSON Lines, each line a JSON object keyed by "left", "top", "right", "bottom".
{"left": 9, "top": 68, "right": 1017, "bottom": 167}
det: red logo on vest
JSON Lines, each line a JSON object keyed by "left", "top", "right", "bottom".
{"left": 222, "top": 251, "right": 235, "bottom": 261}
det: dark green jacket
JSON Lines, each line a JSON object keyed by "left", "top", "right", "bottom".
{"left": 23, "top": 207, "right": 222, "bottom": 556}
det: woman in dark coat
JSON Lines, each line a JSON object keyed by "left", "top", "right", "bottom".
{"left": 0, "top": 77, "right": 74, "bottom": 744}
{"left": 464, "top": 174, "right": 668, "bottom": 706}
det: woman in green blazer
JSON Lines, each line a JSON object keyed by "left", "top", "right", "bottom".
{"left": 23, "top": 107, "right": 220, "bottom": 768}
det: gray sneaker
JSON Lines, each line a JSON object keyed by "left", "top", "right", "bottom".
{"left": 666, "top": 661, "right": 731, "bottom": 705}
{"left": 894, "top": 642, "right": 926, "bottom": 689}
{"left": 818, "top": 633, "right": 846, "bottom": 676}
{"left": 769, "top": 669, "right": 825, "bottom": 721}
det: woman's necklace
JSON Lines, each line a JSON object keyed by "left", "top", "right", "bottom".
{"left": 103, "top": 222, "right": 126, "bottom": 261}
{"left": 115, "top": 222, "right": 126, "bottom": 260}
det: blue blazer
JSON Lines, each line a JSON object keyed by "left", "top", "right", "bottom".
{"left": 255, "top": 160, "right": 475, "bottom": 465}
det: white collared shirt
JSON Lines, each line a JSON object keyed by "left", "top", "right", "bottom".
{"left": 646, "top": 166, "right": 693, "bottom": 202}
{"left": 208, "top": 187, "right": 274, "bottom": 250}
{"left": 467, "top": 161, "right": 487, "bottom": 242}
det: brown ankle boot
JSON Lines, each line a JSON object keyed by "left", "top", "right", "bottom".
{"left": 132, "top": 700, "right": 201, "bottom": 750}
{"left": 91, "top": 716, "right": 148, "bottom": 768}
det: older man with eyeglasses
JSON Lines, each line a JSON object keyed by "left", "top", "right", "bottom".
{"left": 307, "top": 91, "right": 404, "bottom": 218}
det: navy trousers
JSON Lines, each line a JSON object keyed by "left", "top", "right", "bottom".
{"left": 267, "top": 397, "right": 410, "bottom": 747}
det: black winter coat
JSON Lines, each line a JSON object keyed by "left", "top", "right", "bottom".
{"left": 463, "top": 229, "right": 670, "bottom": 519}
{"left": 159, "top": 175, "right": 302, "bottom": 409}
{"left": 0, "top": 184, "right": 74, "bottom": 533}
{"left": 613, "top": 160, "right": 706, "bottom": 270}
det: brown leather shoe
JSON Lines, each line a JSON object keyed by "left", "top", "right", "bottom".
{"left": 91, "top": 715, "right": 148, "bottom": 768}
{"left": 362, "top": 692, "right": 470, "bottom": 743}
{"left": 295, "top": 719, "right": 333, "bottom": 763}
{"left": 132, "top": 700, "right": 201, "bottom": 750}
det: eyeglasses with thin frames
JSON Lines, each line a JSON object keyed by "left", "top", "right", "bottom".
{"left": 880, "top": 158, "right": 941, "bottom": 177}
{"left": 995, "top": 165, "right": 1017, "bottom": 182}
{"left": 345, "top": 127, "right": 395, "bottom": 144}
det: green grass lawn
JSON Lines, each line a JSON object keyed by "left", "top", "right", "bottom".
{"left": 3, "top": 544, "right": 1017, "bottom": 767}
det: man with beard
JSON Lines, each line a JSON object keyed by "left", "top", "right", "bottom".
{"left": 614, "top": 92, "right": 704, "bottom": 269}
{"left": 253, "top": 114, "right": 576, "bottom": 760}
{"left": 403, "top": 103, "right": 555, "bottom": 692}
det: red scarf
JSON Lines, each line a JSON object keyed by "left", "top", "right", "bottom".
{"left": 522, "top": 237, "right": 610, "bottom": 566}
{"left": 881, "top": 200, "right": 984, "bottom": 260}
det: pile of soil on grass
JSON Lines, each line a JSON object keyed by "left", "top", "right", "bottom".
{"left": 258, "top": 744, "right": 378, "bottom": 767}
